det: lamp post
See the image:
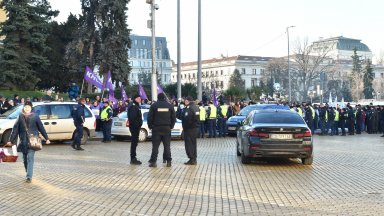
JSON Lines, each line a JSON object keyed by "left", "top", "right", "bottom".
{"left": 177, "top": 0, "right": 181, "bottom": 99}
{"left": 147, "top": 0, "right": 158, "bottom": 101}
{"left": 287, "top": 25, "right": 295, "bottom": 103}
{"left": 197, "top": 0, "right": 202, "bottom": 100}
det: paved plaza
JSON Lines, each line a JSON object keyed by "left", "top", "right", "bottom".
{"left": 1, "top": 134, "right": 384, "bottom": 215}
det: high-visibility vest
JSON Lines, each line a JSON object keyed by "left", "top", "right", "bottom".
{"left": 100, "top": 106, "right": 112, "bottom": 120}
{"left": 334, "top": 110, "right": 339, "bottom": 122}
{"left": 297, "top": 107, "right": 303, "bottom": 117}
{"left": 199, "top": 106, "right": 206, "bottom": 121}
{"left": 209, "top": 104, "right": 217, "bottom": 119}
{"left": 220, "top": 105, "right": 228, "bottom": 117}
{"left": 309, "top": 107, "right": 315, "bottom": 119}
{"left": 290, "top": 108, "right": 295, "bottom": 112}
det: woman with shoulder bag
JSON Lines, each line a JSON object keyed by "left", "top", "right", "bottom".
{"left": 5, "top": 101, "right": 50, "bottom": 183}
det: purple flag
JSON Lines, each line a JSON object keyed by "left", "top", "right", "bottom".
{"left": 157, "top": 84, "right": 164, "bottom": 94}
{"left": 139, "top": 83, "right": 148, "bottom": 100}
{"left": 108, "top": 93, "right": 118, "bottom": 109}
{"left": 84, "top": 66, "right": 104, "bottom": 90}
{"left": 121, "top": 85, "right": 128, "bottom": 102}
{"left": 212, "top": 88, "right": 218, "bottom": 106}
{"left": 106, "top": 71, "right": 114, "bottom": 90}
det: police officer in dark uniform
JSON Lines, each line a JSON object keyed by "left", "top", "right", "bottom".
{"left": 347, "top": 104, "right": 355, "bottom": 135}
{"left": 127, "top": 94, "right": 143, "bottom": 165}
{"left": 147, "top": 93, "right": 176, "bottom": 167}
{"left": 182, "top": 96, "right": 200, "bottom": 165}
{"left": 72, "top": 98, "right": 86, "bottom": 150}
{"left": 355, "top": 104, "right": 362, "bottom": 134}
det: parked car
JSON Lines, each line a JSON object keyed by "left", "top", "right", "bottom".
{"left": 226, "top": 104, "right": 290, "bottom": 136}
{"left": 236, "top": 109, "right": 313, "bottom": 165}
{"left": 111, "top": 110, "right": 183, "bottom": 142}
{"left": 0, "top": 102, "right": 96, "bottom": 145}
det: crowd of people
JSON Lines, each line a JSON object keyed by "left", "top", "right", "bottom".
{"left": 289, "top": 102, "right": 384, "bottom": 137}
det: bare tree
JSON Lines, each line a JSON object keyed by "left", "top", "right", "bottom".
{"left": 291, "top": 38, "right": 332, "bottom": 101}
{"left": 264, "top": 58, "right": 288, "bottom": 95}
{"left": 350, "top": 72, "right": 364, "bottom": 101}
{"left": 373, "top": 77, "right": 384, "bottom": 99}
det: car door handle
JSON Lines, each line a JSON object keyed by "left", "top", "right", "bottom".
{"left": 51, "top": 122, "right": 57, "bottom": 125}
{"left": 44, "top": 122, "right": 49, "bottom": 125}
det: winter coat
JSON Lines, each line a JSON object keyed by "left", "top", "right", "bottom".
{"left": 9, "top": 113, "right": 49, "bottom": 154}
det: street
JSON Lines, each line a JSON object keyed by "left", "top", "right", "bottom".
{"left": 1, "top": 135, "right": 384, "bottom": 215}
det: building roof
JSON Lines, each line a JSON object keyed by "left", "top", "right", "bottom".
{"left": 178, "top": 55, "right": 273, "bottom": 67}
{"left": 312, "top": 36, "right": 371, "bottom": 52}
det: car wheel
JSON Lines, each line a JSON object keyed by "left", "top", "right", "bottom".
{"left": 302, "top": 156, "right": 313, "bottom": 165}
{"left": 241, "top": 152, "right": 251, "bottom": 164}
{"left": 138, "top": 129, "right": 148, "bottom": 142}
{"left": 236, "top": 140, "right": 241, "bottom": 156}
{"left": 1, "top": 130, "right": 11, "bottom": 146}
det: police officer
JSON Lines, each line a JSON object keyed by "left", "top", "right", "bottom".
{"left": 72, "top": 98, "right": 86, "bottom": 150}
{"left": 182, "top": 96, "right": 200, "bottom": 165}
{"left": 207, "top": 101, "right": 217, "bottom": 138}
{"left": 347, "top": 104, "right": 355, "bottom": 135}
{"left": 100, "top": 101, "right": 113, "bottom": 143}
{"left": 340, "top": 108, "right": 347, "bottom": 136}
{"left": 319, "top": 103, "right": 328, "bottom": 135}
{"left": 127, "top": 94, "right": 143, "bottom": 165}
{"left": 217, "top": 101, "right": 228, "bottom": 137}
{"left": 304, "top": 104, "right": 314, "bottom": 134}
{"left": 147, "top": 93, "right": 176, "bottom": 167}
{"left": 198, "top": 102, "right": 206, "bottom": 138}
{"left": 355, "top": 104, "right": 362, "bottom": 134}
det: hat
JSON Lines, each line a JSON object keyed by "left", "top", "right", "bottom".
{"left": 24, "top": 101, "right": 33, "bottom": 107}
{"left": 133, "top": 94, "right": 141, "bottom": 99}
{"left": 185, "top": 96, "right": 193, "bottom": 101}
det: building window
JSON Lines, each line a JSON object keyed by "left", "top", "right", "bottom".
{"left": 215, "top": 71, "right": 218, "bottom": 76}
{"left": 241, "top": 68, "right": 246, "bottom": 74}
{"left": 381, "top": 73, "right": 383, "bottom": 78}
{"left": 251, "top": 78, "right": 257, "bottom": 87}
{"left": 220, "top": 81, "right": 224, "bottom": 88}
{"left": 143, "top": 40, "right": 146, "bottom": 46}
{"left": 252, "top": 69, "right": 257, "bottom": 75}
{"left": 221, "top": 70, "right": 223, "bottom": 75}
{"left": 134, "top": 40, "right": 138, "bottom": 46}
{"left": 260, "top": 69, "right": 265, "bottom": 75}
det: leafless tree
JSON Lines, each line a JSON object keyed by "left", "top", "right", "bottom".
{"left": 264, "top": 58, "right": 289, "bottom": 95}
{"left": 291, "top": 38, "right": 332, "bottom": 101}
{"left": 373, "top": 77, "right": 384, "bottom": 99}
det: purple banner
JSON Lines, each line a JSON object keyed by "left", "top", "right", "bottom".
{"left": 213, "top": 88, "right": 218, "bottom": 106}
{"left": 84, "top": 66, "right": 104, "bottom": 90}
{"left": 157, "top": 84, "right": 164, "bottom": 94}
{"left": 121, "top": 85, "right": 128, "bottom": 102}
{"left": 139, "top": 83, "right": 148, "bottom": 100}
{"left": 106, "top": 71, "right": 114, "bottom": 90}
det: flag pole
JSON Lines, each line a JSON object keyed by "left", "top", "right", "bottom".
{"left": 80, "top": 79, "right": 85, "bottom": 98}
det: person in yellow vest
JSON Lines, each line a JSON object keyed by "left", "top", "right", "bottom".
{"left": 331, "top": 107, "right": 339, "bottom": 135}
{"left": 198, "top": 102, "right": 206, "bottom": 138}
{"left": 217, "top": 101, "right": 229, "bottom": 137}
{"left": 207, "top": 101, "right": 217, "bottom": 138}
{"left": 100, "top": 101, "right": 113, "bottom": 143}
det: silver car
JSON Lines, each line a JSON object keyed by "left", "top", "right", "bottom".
{"left": 111, "top": 110, "right": 183, "bottom": 142}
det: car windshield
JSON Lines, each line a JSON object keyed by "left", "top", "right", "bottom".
{"left": 118, "top": 111, "right": 127, "bottom": 119}
{"left": 0, "top": 105, "right": 23, "bottom": 119}
{"left": 237, "top": 106, "right": 255, "bottom": 116}
{"left": 253, "top": 112, "right": 305, "bottom": 124}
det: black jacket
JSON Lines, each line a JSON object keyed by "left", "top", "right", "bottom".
{"left": 72, "top": 103, "right": 85, "bottom": 125}
{"left": 10, "top": 113, "right": 49, "bottom": 154}
{"left": 148, "top": 99, "right": 176, "bottom": 129}
{"left": 182, "top": 102, "right": 199, "bottom": 129}
{"left": 128, "top": 102, "right": 143, "bottom": 128}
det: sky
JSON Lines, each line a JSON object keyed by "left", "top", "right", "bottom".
{"left": 49, "top": 0, "right": 384, "bottom": 63}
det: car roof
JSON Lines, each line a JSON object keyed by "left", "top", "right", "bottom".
{"left": 253, "top": 109, "right": 295, "bottom": 114}
{"left": 29, "top": 101, "right": 79, "bottom": 106}
{"left": 248, "top": 104, "right": 289, "bottom": 110}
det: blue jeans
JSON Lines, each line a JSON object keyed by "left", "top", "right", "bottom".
{"left": 332, "top": 121, "right": 339, "bottom": 135}
{"left": 23, "top": 149, "right": 35, "bottom": 179}
{"left": 208, "top": 119, "right": 217, "bottom": 137}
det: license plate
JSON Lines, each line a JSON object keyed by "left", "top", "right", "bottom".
{"left": 114, "top": 122, "right": 123, "bottom": 126}
{"left": 270, "top": 134, "right": 292, "bottom": 139}
{"left": 228, "top": 127, "right": 236, "bottom": 130}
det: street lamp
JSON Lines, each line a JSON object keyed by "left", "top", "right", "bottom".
{"left": 308, "top": 90, "right": 315, "bottom": 104}
{"left": 287, "top": 25, "right": 295, "bottom": 103}
{"left": 147, "top": 0, "right": 159, "bottom": 101}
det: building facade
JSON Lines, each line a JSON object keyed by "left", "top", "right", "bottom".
{"left": 128, "top": 35, "right": 172, "bottom": 85}
{"left": 310, "top": 36, "right": 372, "bottom": 61}
{"left": 171, "top": 55, "right": 273, "bottom": 93}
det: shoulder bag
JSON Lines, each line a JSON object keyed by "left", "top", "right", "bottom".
{"left": 21, "top": 115, "right": 42, "bottom": 151}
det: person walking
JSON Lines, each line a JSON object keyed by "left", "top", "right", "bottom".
{"left": 72, "top": 98, "right": 86, "bottom": 150}
{"left": 5, "top": 101, "right": 50, "bottom": 183}
{"left": 147, "top": 93, "right": 176, "bottom": 167}
{"left": 182, "top": 96, "right": 200, "bottom": 165}
{"left": 100, "top": 101, "right": 113, "bottom": 143}
{"left": 127, "top": 95, "right": 143, "bottom": 165}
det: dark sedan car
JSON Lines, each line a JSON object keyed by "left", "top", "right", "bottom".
{"left": 226, "top": 104, "right": 289, "bottom": 136}
{"left": 236, "top": 109, "right": 313, "bottom": 165}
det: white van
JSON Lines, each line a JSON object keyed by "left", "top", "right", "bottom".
{"left": 0, "top": 101, "right": 96, "bottom": 145}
